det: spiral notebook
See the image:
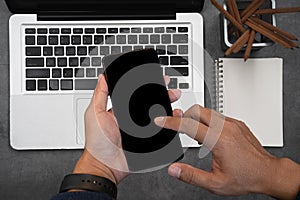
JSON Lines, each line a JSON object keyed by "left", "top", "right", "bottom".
{"left": 215, "top": 58, "right": 283, "bottom": 147}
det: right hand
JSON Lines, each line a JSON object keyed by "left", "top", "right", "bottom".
{"left": 155, "top": 104, "right": 300, "bottom": 199}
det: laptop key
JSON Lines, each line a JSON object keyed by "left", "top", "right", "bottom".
{"left": 111, "top": 46, "right": 121, "bottom": 54}
{"left": 46, "top": 58, "right": 56, "bottom": 67}
{"left": 26, "top": 58, "right": 44, "bottom": 67}
{"left": 100, "top": 46, "right": 109, "bottom": 55}
{"left": 49, "top": 28, "right": 59, "bottom": 34}
{"left": 173, "top": 34, "right": 188, "bottom": 43}
{"left": 122, "top": 46, "right": 132, "bottom": 53}
{"left": 55, "top": 47, "right": 64, "bottom": 56}
{"left": 154, "top": 27, "right": 164, "bottom": 33}
{"left": 85, "top": 28, "right": 95, "bottom": 34}
{"left": 83, "top": 35, "right": 93, "bottom": 45}
{"left": 49, "top": 79, "right": 59, "bottom": 90}
{"left": 168, "top": 78, "right": 178, "bottom": 89}
{"left": 26, "top": 69, "right": 50, "bottom": 78}
{"left": 179, "top": 45, "right": 188, "bottom": 54}
{"left": 94, "top": 35, "right": 104, "bottom": 44}
{"left": 96, "top": 28, "right": 106, "bottom": 34}
{"left": 117, "top": 35, "right": 126, "bottom": 44}
{"left": 120, "top": 28, "right": 130, "bottom": 33}
{"left": 60, "top": 35, "right": 70, "bottom": 45}
{"left": 37, "top": 36, "right": 47, "bottom": 45}
{"left": 73, "top": 28, "right": 83, "bottom": 34}
{"left": 75, "top": 68, "right": 84, "bottom": 77}
{"left": 61, "top": 79, "right": 73, "bottom": 90}
{"left": 77, "top": 47, "right": 87, "bottom": 55}
{"left": 61, "top": 28, "right": 71, "bottom": 34}
{"left": 179, "top": 83, "right": 189, "bottom": 89}
{"left": 170, "top": 56, "right": 188, "bottom": 65}
{"left": 162, "top": 34, "right": 171, "bottom": 44}
{"left": 105, "top": 35, "right": 115, "bottom": 44}
{"left": 58, "top": 57, "right": 67, "bottom": 67}
{"left": 37, "top": 28, "right": 47, "bottom": 34}
{"left": 92, "top": 57, "right": 101, "bottom": 66}
{"left": 165, "top": 67, "right": 189, "bottom": 76}
{"left": 139, "top": 35, "right": 149, "bottom": 44}
{"left": 38, "top": 80, "right": 47, "bottom": 91}
{"left": 131, "top": 28, "right": 141, "bottom": 33}
{"left": 128, "top": 35, "right": 137, "bottom": 44}
{"left": 25, "top": 36, "right": 35, "bottom": 45}
{"left": 89, "top": 46, "right": 98, "bottom": 56}
{"left": 26, "top": 80, "right": 36, "bottom": 91}
{"left": 63, "top": 68, "right": 73, "bottom": 78}
{"left": 143, "top": 28, "right": 153, "bottom": 33}
{"left": 75, "top": 79, "right": 97, "bottom": 90}
{"left": 86, "top": 68, "right": 96, "bottom": 77}
{"left": 133, "top": 46, "right": 143, "bottom": 51}
{"left": 43, "top": 47, "right": 53, "bottom": 56}
{"left": 108, "top": 28, "right": 118, "bottom": 34}
{"left": 52, "top": 69, "right": 62, "bottom": 78}
{"left": 166, "top": 27, "right": 176, "bottom": 33}
{"left": 71, "top": 35, "right": 81, "bottom": 45}
{"left": 167, "top": 45, "right": 177, "bottom": 55}
{"left": 69, "top": 57, "right": 79, "bottom": 67}
{"left": 97, "top": 68, "right": 104, "bottom": 76}
{"left": 26, "top": 47, "right": 41, "bottom": 56}
{"left": 159, "top": 56, "right": 169, "bottom": 65}
{"left": 156, "top": 45, "right": 166, "bottom": 55}
{"left": 66, "top": 47, "right": 76, "bottom": 56}
{"left": 150, "top": 35, "right": 160, "bottom": 44}
{"left": 25, "top": 28, "right": 36, "bottom": 34}
{"left": 80, "top": 57, "right": 90, "bottom": 66}
{"left": 49, "top": 36, "right": 59, "bottom": 45}
{"left": 178, "top": 27, "right": 188, "bottom": 33}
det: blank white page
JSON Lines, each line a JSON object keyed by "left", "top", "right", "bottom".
{"left": 220, "top": 58, "right": 283, "bottom": 146}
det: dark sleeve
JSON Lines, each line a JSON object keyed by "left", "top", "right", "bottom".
{"left": 296, "top": 191, "right": 300, "bottom": 200}
{"left": 50, "top": 191, "right": 115, "bottom": 200}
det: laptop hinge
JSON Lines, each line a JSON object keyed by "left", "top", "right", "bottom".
{"left": 37, "top": 12, "right": 176, "bottom": 21}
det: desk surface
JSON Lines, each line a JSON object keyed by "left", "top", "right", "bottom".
{"left": 0, "top": 0, "right": 300, "bottom": 199}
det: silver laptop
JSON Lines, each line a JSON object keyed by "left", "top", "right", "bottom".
{"left": 7, "top": 0, "right": 205, "bottom": 149}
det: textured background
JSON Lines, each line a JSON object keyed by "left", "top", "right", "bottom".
{"left": 0, "top": 0, "right": 299, "bottom": 199}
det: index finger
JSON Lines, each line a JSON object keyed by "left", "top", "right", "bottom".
{"left": 154, "top": 116, "right": 208, "bottom": 143}
{"left": 93, "top": 75, "right": 109, "bottom": 112}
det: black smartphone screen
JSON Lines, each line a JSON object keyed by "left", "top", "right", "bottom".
{"left": 103, "top": 49, "right": 183, "bottom": 171}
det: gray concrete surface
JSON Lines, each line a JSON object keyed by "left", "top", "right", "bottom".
{"left": 0, "top": 0, "right": 299, "bottom": 199}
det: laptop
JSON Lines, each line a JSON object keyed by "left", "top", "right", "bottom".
{"left": 7, "top": 0, "right": 205, "bottom": 149}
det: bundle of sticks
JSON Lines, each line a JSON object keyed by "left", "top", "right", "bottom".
{"left": 211, "top": 0, "right": 300, "bottom": 61}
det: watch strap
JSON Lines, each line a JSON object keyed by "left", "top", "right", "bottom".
{"left": 59, "top": 174, "right": 117, "bottom": 199}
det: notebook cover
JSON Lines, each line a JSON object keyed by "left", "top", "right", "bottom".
{"left": 216, "top": 58, "right": 283, "bottom": 147}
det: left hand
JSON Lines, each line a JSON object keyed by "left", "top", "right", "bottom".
{"left": 74, "top": 75, "right": 182, "bottom": 184}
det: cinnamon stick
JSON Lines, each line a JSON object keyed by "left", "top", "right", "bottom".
{"left": 245, "top": 19, "right": 292, "bottom": 48}
{"left": 251, "top": 16, "right": 298, "bottom": 41}
{"left": 225, "top": 30, "right": 250, "bottom": 56}
{"left": 255, "top": 7, "right": 300, "bottom": 15}
{"left": 244, "top": 30, "right": 256, "bottom": 61}
{"left": 211, "top": 0, "right": 246, "bottom": 33}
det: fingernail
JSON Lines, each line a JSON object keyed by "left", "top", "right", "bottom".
{"left": 172, "top": 89, "right": 182, "bottom": 99}
{"left": 168, "top": 165, "right": 181, "bottom": 179}
{"left": 154, "top": 116, "right": 166, "bottom": 126}
{"left": 98, "top": 74, "right": 103, "bottom": 83}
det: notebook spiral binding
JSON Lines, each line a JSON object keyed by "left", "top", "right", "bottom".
{"left": 215, "top": 59, "right": 224, "bottom": 113}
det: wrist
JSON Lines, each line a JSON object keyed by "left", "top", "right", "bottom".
{"left": 256, "top": 157, "right": 300, "bottom": 199}
{"left": 73, "top": 150, "right": 117, "bottom": 184}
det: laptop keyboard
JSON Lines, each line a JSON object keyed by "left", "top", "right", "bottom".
{"left": 23, "top": 24, "right": 192, "bottom": 92}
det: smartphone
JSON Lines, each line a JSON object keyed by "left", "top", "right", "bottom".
{"left": 103, "top": 49, "right": 183, "bottom": 172}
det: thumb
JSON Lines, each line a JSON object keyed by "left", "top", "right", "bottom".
{"left": 168, "top": 163, "right": 215, "bottom": 189}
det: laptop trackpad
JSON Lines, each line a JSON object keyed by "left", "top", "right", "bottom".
{"left": 76, "top": 98, "right": 112, "bottom": 145}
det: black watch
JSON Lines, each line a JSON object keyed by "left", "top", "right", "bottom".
{"left": 59, "top": 174, "right": 117, "bottom": 199}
